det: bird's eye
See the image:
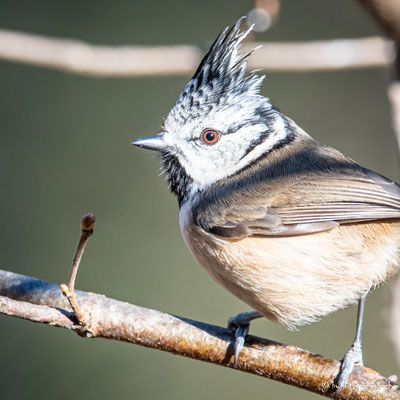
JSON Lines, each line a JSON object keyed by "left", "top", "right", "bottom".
{"left": 202, "top": 129, "right": 219, "bottom": 145}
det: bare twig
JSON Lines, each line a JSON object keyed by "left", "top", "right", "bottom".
{"left": 60, "top": 213, "right": 95, "bottom": 325}
{"left": 0, "top": 28, "right": 394, "bottom": 77}
{"left": 0, "top": 270, "right": 398, "bottom": 400}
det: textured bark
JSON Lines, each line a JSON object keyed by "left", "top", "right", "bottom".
{"left": 0, "top": 269, "right": 398, "bottom": 400}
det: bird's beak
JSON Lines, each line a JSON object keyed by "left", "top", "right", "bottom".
{"left": 131, "top": 135, "right": 167, "bottom": 152}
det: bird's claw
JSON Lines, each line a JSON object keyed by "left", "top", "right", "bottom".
{"left": 227, "top": 316, "right": 250, "bottom": 367}
{"left": 227, "top": 311, "right": 262, "bottom": 367}
{"left": 334, "top": 341, "right": 363, "bottom": 399}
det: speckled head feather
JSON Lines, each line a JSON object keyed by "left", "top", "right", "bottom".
{"left": 167, "top": 19, "right": 264, "bottom": 125}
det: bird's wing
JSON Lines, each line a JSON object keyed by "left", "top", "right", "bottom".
{"left": 193, "top": 145, "right": 400, "bottom": 238}
{"left": 276, "top": 169, "right": 400, "bottom": 224}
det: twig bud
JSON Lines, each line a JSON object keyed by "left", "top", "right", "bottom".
{"left": 81, "top": 213, "right": 96, "bottom": 231}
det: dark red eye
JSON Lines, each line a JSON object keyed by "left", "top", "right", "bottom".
{"left": 202, "top": 129, "right": 219, "bottom": 145}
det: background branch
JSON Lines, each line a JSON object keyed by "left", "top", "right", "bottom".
{"left": 0, "top": 28, "right": 393, "bottom": 77}
{"left": 357, "top": 0, "right": 400, "bottom": 44}
{"left": 0, "top": 269, "right": 398, "bottom": 400}
{"left": 355, "top": 0, "right": 400, "bottom": 367}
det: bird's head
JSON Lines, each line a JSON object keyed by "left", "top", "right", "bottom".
{"left": 133, "top": 19, "right": 289, "bottom": 205}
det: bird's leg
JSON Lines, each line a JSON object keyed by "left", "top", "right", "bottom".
{"left": 227, "top": 311, "right": 263, "bottom": 367}
{"left": 335, "top": 296, "right": 366, "bottom": 397}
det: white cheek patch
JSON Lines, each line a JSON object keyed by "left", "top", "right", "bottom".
{"left": 179, "top": 146, "right": 221, "bottom": 191}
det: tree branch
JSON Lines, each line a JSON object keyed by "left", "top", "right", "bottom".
{"left": 0, "top": 28, "right": 393, "bottom": 77}
{"left": 0, "top": 269, "right": 398, "bottom": 400}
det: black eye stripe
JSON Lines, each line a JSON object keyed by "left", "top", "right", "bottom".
{"left": 225, "top": 121, "right": 252, "bottom": 135}
{"left": 239, "top": 130, "right": 270, "bottom": 159}
{"left": 225, "top": 107, "right": 276, "bottom": 135}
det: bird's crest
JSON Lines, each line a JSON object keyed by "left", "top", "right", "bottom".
{"left": 168, "top": 18, "right": 264, "bottom": 124}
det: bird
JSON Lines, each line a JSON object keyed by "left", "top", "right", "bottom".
{"left": 132, "top": 18, "right": 400, "bottom": 396}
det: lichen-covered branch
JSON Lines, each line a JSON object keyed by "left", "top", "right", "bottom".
{"left": 0, "top": 269, "right": 398, "bottom": 400}
{"left": 0, "top": 28, "right": 393, "bottom": 77}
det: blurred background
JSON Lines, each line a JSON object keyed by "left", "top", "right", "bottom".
{"left": 0, "top": 1, "right": 398, "bottom": 399}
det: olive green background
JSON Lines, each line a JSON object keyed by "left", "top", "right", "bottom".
{"left": 0, "top": 1, "right": 398, "bottom": 399}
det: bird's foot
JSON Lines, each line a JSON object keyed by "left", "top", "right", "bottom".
{"left": 334, "top": 341, "right": 363, "bottom": 399}
{"left": 227, "top": 311, "right": 261, "bottom": 367}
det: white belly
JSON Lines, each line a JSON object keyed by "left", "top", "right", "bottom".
{"left": 179, "top": 201, "right": 400, "bottom": 328}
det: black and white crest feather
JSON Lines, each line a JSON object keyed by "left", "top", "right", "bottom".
{"left": 168, "top": 18, "right": 264, "bottom": 124}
